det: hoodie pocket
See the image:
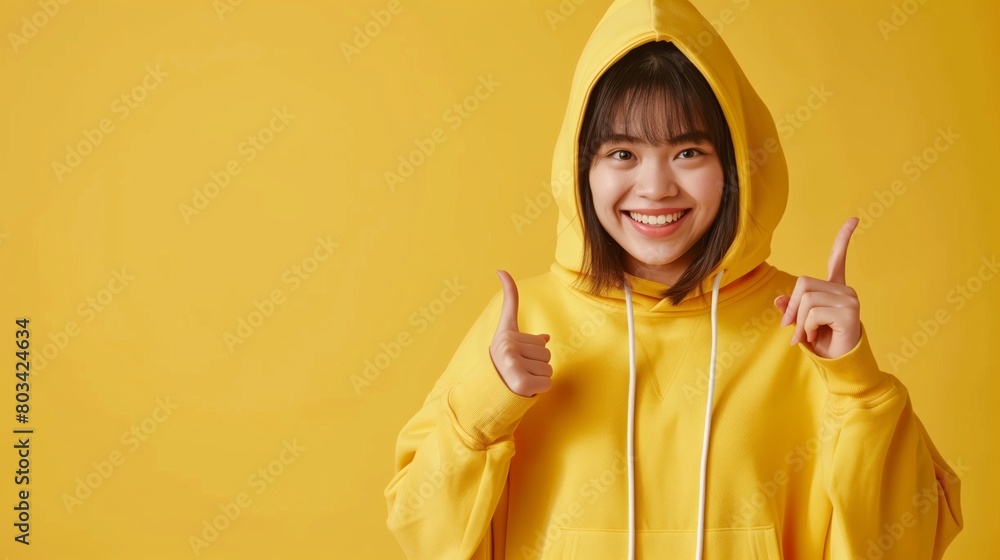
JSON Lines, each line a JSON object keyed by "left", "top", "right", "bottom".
{"left": 551, "top": 525, "right": 781, "bottom": 559}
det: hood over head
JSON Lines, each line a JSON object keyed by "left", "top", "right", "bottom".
{"left": 550, "top": 0, "right": 788, "bottom": 312}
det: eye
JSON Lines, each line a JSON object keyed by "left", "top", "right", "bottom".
{"left": 677, "top": 148, "right": 703, "bottom": 159}
{"left": 610, "top": 149, "right": 634, "bottom": 161}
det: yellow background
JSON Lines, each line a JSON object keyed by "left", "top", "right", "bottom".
{"left": 0, "top": 0, "right": 996, "bottom": 558}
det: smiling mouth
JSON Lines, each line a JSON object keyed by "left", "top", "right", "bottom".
{"left": 623, "top": 209, "right": 690, "bottom": 226}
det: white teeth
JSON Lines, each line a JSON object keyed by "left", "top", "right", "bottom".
{"left": 628, "top": 210, "right": 686, "bottom": 225}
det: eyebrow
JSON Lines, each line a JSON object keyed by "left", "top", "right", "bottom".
{"left": 602, "top": 130, "right": 712, "bottom": 146}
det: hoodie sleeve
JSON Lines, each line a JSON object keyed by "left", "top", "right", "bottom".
{"left": 805, "top": 322, "right": 964, "bottom": 559}
{"left": 384, "top": 290, "right": 540, "bottom": 559}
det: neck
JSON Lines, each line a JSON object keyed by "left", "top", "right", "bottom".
{"left": 623, "top": 239, "right": 705, "bottom": 287}
{"left": 625, "top": 259, "right": 687, "bottom": 287}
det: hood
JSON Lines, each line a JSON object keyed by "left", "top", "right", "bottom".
{"left": 550, "top": 0, "right": 788, "bottom": 312}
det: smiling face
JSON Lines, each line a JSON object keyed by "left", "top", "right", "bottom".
{"left": 576, "top": 40, "right": 739, "bottom": 303}
{"left": 589, "top": 126, "right": 725, "bottom": 286}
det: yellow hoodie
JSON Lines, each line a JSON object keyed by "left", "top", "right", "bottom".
{"left": 384, "top": 0, "right": 963, "bottom": 558}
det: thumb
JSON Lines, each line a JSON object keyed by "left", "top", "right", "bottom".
{"left": 496, "top": 269, "right": 520, "bottom": 332}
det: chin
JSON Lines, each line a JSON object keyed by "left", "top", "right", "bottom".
{"left": 626, "top": 249, "right": 684, "bottom": 268}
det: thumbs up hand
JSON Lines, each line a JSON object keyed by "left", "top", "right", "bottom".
{"left": 489, "top": 270, "right": 553, "bottom": 398}
{"left": 774, "top": 218, "right": 863, "bottom": 360}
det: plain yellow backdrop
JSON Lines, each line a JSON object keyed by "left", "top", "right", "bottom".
{"left": 0, "top": 0, "right": 996, "bottom": 558}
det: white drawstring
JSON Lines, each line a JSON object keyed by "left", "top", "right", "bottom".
{"left": 624, "top": 269, "right": 726, "bottom": 560}
{"left": 624, "top": 280, "right": 637, "bottom": 560}
{"left": 696, "top": 269, "right": 725, "bottom": 559}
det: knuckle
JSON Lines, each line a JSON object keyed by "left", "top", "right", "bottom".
{"left": 803, "top": 276, "right": 823, "bottom": 290}
{"left": 497, "top": 337, "right": 515, "bottom": 354}
{"left": 791, "top": 277, "right": 812, "bottom": 299}
{"left": 806, "top": 306, "right": 821, "bottom": 322}
{"left": 508, "top": 377, "right": 527, "bottom": 396}
{"left": 790, "top": 277, "right": 804, "bottom": 294}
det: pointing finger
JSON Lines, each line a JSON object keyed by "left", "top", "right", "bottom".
{"left": 827, "top": 217, "right": 859, "bottom": 285}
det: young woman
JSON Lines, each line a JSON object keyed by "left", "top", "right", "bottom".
{"left": 384, "top": 0, "right": 963, "bottom": 558}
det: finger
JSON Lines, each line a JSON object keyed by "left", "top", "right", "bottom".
{"left": 496, "top": 269, "right": 520, "bottom": 332}
{"left": 781, "top": 276, "right": 855, "bottom": 327}
{"left": 522, "top": 376, "right": 552, "bottom": 397}
{"left": 510, "top": 331, "right": 549, "bottom": 346}
{"left": 524, "top": 359, "right": 554, "bottom": 378}
{"left": 502, "top": 372, "right": 550, "bottom": 398}
{"left": 520, "top": 343, "right": 551, "bottom": 363}
{"left": 774, "top": 295, "right": 788, "bottom": 315}
{"left": 782, "top": 276, "right": 819, "bottom": 328}
{"left": 827, "top": 217, "right": 860, "bottom": 285}
{"left": 778, "top": 276, "right": 857, "bottom": 327}
{"left": 803, "top": 306, "right": 856, "bottom": 344}
{"left": 793, "top": 292, "right": 851, "bottom": 344}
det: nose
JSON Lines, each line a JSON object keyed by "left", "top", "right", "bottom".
{"left": 632, "top": 158, "right": 679, "bottom": 199}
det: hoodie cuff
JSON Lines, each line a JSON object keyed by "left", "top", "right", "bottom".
{"left": 806, "top": 323, "right": 896, "bottom": 404}
{"left": 447, "top": 348, "right": 539, "bottom": 448}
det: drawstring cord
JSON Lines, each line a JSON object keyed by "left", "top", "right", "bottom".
{"left": 624, "top": 269, "right": 726, "bottom": 560}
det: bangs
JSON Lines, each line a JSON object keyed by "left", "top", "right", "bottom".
{"left": 605, "top": 82, "right": 709, "bottom": 146}
{"left": 580, "top": 43, "right": 727, "bottom": 166}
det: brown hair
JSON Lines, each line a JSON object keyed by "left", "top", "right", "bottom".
{"left": 573, "top": 40, "right": 740, "bottom": 306}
